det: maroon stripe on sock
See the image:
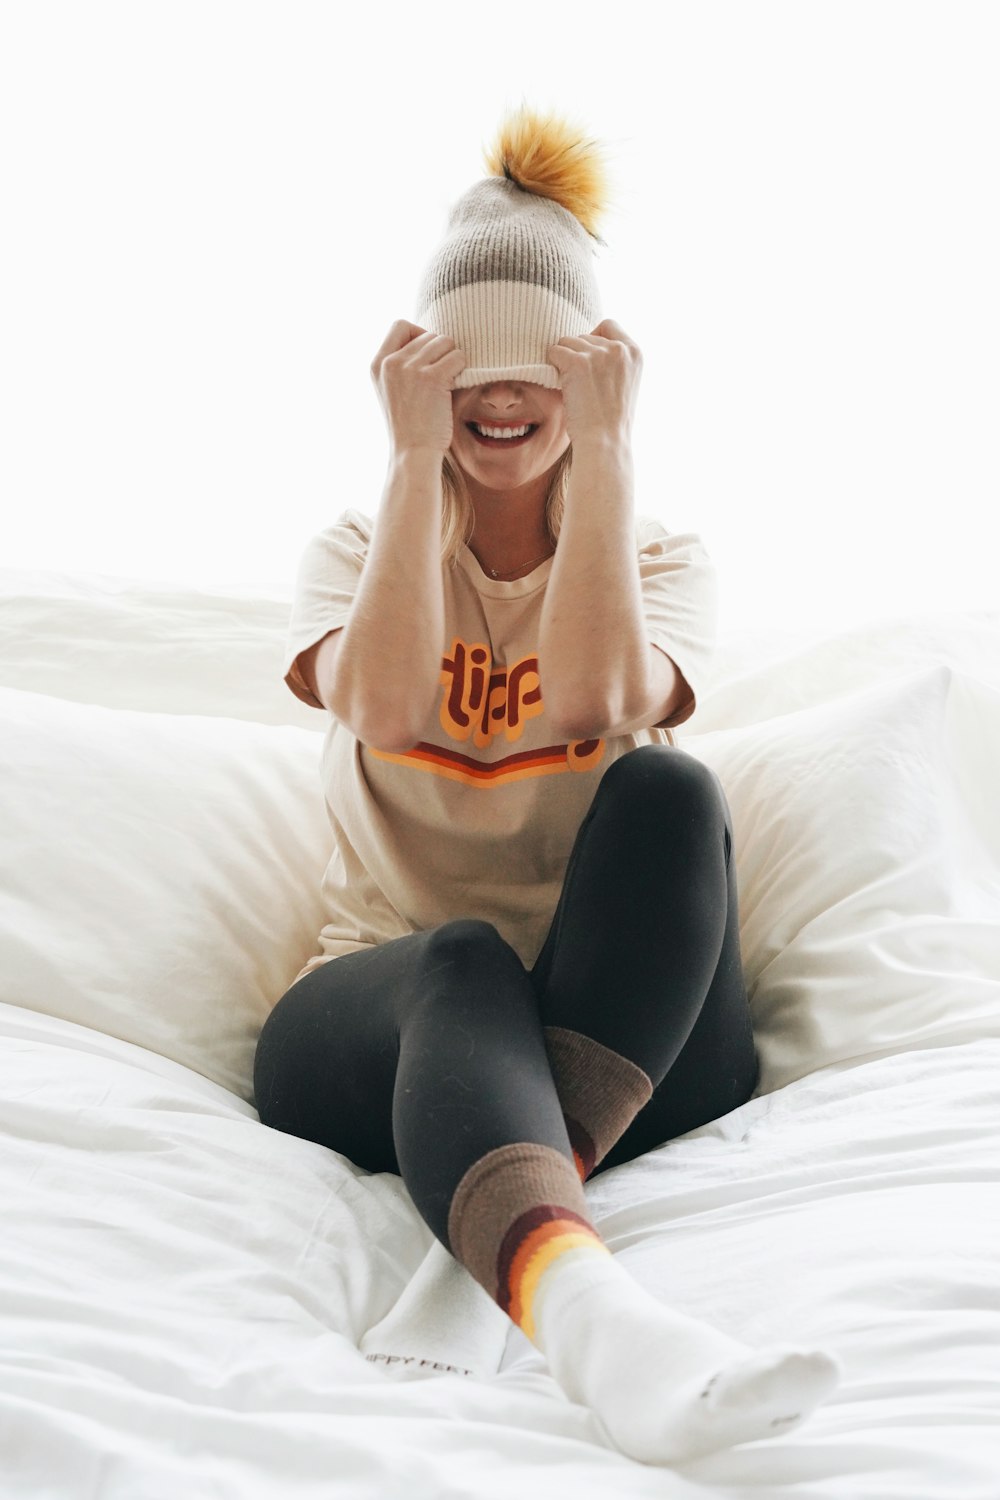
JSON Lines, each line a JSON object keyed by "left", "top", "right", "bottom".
{"left": 495, "top": 1203, "right": 595, "bottom": 1316}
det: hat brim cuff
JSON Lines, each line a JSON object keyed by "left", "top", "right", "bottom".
{"left": 452, "top": 363, "right": 562, "bottom": 392}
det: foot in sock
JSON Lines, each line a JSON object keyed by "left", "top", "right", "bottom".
{"left": 531, "top": 1243, "right": 841, "bottom": 1466}
{"left": 447, "top": 1143, "right": 841, "bottom": 1467}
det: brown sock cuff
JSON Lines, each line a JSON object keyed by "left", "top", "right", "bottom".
{"left": 446, "top": 1142, "right": 592, "bottom": 1301}
{"left": 543, "top": 1026, "right": 654, "bottom": 1176}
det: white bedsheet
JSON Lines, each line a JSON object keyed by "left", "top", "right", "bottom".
{"left": 3, "top": 999, "right": 997, "bottom": 1497}
{"left": 2, "top": 570, "right": 999, "bottom": 1496}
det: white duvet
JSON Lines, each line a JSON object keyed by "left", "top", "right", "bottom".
{"left": 1, "top": 568, "right": 998, "bottom": 1498}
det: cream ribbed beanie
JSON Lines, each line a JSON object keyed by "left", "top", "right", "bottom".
{"left": 414, "top": 107, "right": 612, "bottom": 391}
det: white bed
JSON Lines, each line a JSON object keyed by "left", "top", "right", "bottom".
{"left": 2, "top": 564, "right": 998, "bottom": 1498}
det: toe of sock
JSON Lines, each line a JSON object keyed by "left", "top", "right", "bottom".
{"left": 697, "top": 1346, "right": 842, "bottom": 1445}
{"left": 643, "top": 1346, "right": 843, "bottom": 1466}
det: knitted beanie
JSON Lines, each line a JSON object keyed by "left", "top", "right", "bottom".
{"left": 414, "top": 106, "right": 612, "bottom": 391}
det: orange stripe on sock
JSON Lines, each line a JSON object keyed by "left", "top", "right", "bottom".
{"left": 507, "top": 1220, "right": 585, "bottom": 1311}
{"left": 506, "top": 1220, "right": 610, "bottom": 1339}
{"left": 516, "top": 1232, "right": 609, "bottom": 1341}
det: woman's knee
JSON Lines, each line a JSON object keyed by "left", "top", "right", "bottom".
{"left": 419, "top": 917, "right": 513, "bottom": 963}
{"left": 597, "top": 744, "right": 728, "bottom": 831}
{"left": 413, "top": 919, "right": 524, "bottom": 994}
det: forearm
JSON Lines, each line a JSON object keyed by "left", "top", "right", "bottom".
{"left": 538, "top": 438, "right": 653, "bottom": 737}
{"left": 330, "top": 448, "right": 446, "bottom": 749}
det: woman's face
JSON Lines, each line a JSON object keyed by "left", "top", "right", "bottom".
{"left": 450, "top": 381, "right": 570, "bottom": 491}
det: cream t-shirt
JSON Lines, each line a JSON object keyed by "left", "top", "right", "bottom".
{"left": 282, "top": 509, "right": 718, "bottom": 984}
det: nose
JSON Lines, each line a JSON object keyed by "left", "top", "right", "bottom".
{"left": 481, "top": 382, "right": 525, "bottom": 409}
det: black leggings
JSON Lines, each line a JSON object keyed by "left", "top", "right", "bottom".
{"left": 254, "top": 744, "right": 759, "bottom": 1250}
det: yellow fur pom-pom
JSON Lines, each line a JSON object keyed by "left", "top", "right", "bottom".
{"left": 482, "top": 104, "right": 611, "bottom": 239}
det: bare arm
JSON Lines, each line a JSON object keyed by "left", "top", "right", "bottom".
{"left": 313, "top": 449, "right": 446, "bottom": 750}
{"left": 302, "top": 321, "right": 466, "bottom": 752}
{"left": 539, "top": 436, "right": 690, "bottom": 740}
{"left": 540, "top": 320, "right": 691, "bottom": 740}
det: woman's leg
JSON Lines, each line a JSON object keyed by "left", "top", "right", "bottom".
{"left": 253, "top": 921, "right": 577, "bottom": 1246}
{"left": 254, "top": 892, "right": 838, "bottom": 1465}
{"left": 529, "top": 743, "right": 760, "bottom": 1180}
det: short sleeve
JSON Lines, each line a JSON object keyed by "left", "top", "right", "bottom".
{"left": 282, "top": 509, "right": 372, "bottom": 709}
{"left": 636, "top": 516, "right": 719, "bottom": 730}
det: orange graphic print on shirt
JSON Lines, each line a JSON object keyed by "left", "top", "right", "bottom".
{"left": 440, "top": 638, "right": 542, "bottom": 748}
{"left": 369, "top": 637, "right": 606, "bottom": 787}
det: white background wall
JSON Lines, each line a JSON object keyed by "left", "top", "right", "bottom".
{"left": 2, "top": 0, "right": 997, "bottom": 637}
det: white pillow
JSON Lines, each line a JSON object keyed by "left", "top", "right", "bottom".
{"left": 680, "top": 665, "right": 1000, "bottom": 1094}
{"left": 0, "top": 566, "right": 319, "bottom": 729}
{"left": 0, "top": 685, "right": 333, "bottom": 1103}
{"left": 694, "top": 608, "right": 1000, "bottom": 731}
{"left": 5, "top": 658, "right": 997, "bottom": 1109}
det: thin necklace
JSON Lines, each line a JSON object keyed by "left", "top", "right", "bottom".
{"left": 486, "top": 548, "right": 554, "bottom": 580}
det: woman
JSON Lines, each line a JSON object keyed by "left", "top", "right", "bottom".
{"left": 254, "top": 108, "right": 840, "bottom": 1467}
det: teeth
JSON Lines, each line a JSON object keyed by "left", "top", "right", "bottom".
{"left": 474, "top": 423, "right": 532, "bottom": 439}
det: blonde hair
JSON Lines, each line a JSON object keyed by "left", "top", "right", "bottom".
{"left": 439, "top": 445, "right": 574, "bottom": 568}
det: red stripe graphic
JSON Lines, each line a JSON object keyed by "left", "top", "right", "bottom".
{"left": 370, "top": 739, "right": 605, "bottom": 784}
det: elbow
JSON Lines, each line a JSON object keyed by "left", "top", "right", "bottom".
{"left": 356, "top": 720, "right": 424, "bottom": 754}
{"left": 335, "top": 701, "right": 425, "bottom": 753}
{"left": 546, "top": 678, "right": 653, "bottom": 742}
{"left": 323, "top": 664, "right": 429, "bottom": 753}
{"left": 549, "top": 713, "right": 604, "bottom": 742}
{"left": 329, "top": 688, "right": 427, "bottom": 752}
{"left": 331, "top": 712, "right": 422, "bottom": 753}
{"left": 546, "top": 694, "right": 618, "bottom": 743}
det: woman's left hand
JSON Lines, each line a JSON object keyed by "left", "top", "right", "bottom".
{"left": 547, "top": 318, "right": 643, "bottom": 447}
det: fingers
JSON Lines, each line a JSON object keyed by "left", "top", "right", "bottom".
{"left": 552, "top": 323, "right": 637, "bottom": 349}
{"left": 371, "top": 324, "right": 466, "bottom": 384}
{"left": 592, "top": 317, "right": 641, "bottom": 349}
{"left": 549, "top": 336, "right": 595, "bottom": 355}
{"left": 547, "top": 334, "right": 619, "bottom": 361}
{"left": 430, "top": 348, "right": 469, "bottom": 378}
{"left": 372, "top": 320, "right": 427, "bottom": 360}
{"left": 395, "top": 334, "right": 467, "bottom": 386}
{"left": 548, "top": 320, "right": 642, "bottom": 365}
{"left": 409, "top": 334, "right": 464, "bottom": 367}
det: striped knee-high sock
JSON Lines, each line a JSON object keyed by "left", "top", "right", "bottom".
{"left": 447, "top": 1141, "right": 611, "bottom": 1342}
{"left": 543, "top": 1026, "right": 654, "bottom": 1181}
{"left": 446, "top": 1139, "right": 842, "bottom": 1466}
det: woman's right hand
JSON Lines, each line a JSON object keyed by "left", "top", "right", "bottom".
{"left": 370, "top": 320, "right": 467, "bottom": 457}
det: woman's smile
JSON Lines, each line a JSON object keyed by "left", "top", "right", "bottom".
{"left": 465, "top": 420, "right": 540, "bottom": 449}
